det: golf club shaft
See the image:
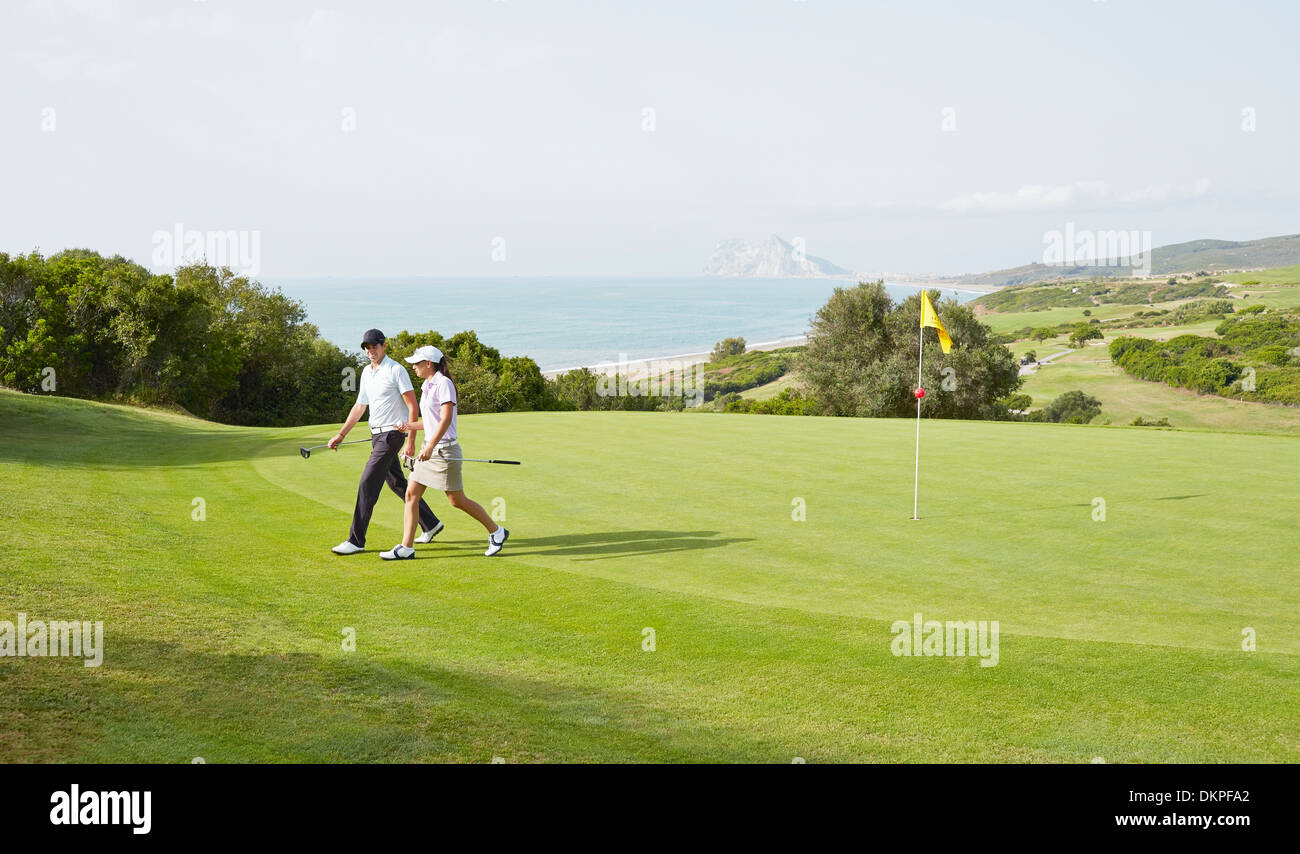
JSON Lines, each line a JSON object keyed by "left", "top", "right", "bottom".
{"left": 403, "top": 455, "right": 520, "bottom": 466}
{"left": 307, "top": 438, "right": 372, "bottom": 451}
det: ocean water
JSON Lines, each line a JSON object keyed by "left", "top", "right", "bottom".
{"left": 272, "top": 276, "right": 979, "bottom": 373}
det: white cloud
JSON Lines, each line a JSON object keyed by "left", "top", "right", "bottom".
{"left": 938, "top": 179, "right": 1210, "bottom": 214}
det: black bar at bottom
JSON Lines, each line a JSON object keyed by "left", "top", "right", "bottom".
{"left": 1, "top": 763, "right": 1285, "bottom": 840}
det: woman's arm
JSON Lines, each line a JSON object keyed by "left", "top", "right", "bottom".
{"left": 417, "top": 402, "right": 455, "bottom": 460}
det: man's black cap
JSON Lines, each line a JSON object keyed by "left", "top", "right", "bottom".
{"left": 361, "top": 329, "right": 386, "bottom": 347}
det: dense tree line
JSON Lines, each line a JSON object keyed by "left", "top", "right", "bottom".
{"left": 1, "top": 250, "right": 358, "bottom": 426}
{"left": 3, "top": 255, "right": 1049, "bottom": 425}
{"left": 0, "top": 249, "right": 690, "bottom": 424}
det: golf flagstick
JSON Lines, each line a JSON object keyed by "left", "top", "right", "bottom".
{"left": 912, "top": 316, "right": 924, "bottom": 521}
{"left": 913, "top": 291, "right": 953, "bottom": 520}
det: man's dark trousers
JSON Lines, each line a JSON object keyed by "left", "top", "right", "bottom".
{"left": 348, "top": 430, "right": 440, "bottom": 548}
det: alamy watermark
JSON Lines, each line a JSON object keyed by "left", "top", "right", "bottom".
{"left": 50, "top": 785, "right": 150, "bottom": 834}
{"left": 595, "top": 354, "right": 705, "bottom": 407}
{"left": 152, "top": 223, "right": 261, "bottom": 277}
{"left": 0, "top": 613, "right": 104, "bottom": 667}
{"left": 890, "top": 612, "right": 999, "bottom": 667}
{"left": 1042, "top": 223, "right": 1152, "bottom": 277}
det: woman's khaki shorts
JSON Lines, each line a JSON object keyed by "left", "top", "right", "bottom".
{"left": 411, "top": 441, "right": 463, "bottom": 492}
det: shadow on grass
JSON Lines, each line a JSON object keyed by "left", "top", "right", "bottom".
{"left": 0, "top": 390, "right": 320, "bottom": 468}
{"left": 921, "top": 494, "right": 1208, "bottom": 520}
{"left": 0, "top": 637, "right": 779, "bottom": 763}
{"left": 416, "top": 530, "right": 755, "bottom": 562}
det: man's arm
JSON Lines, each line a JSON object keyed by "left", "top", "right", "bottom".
{"left": 401, "top": 390, "right": 419, "bottom": 456}
{"left": 329, "top": 403, "right": 367, "bottom": 449}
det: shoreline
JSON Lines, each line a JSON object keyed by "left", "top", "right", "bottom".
{"left": 541, "top": 334, "right": 807, "bottom": 379}
{"left": 534, "top": 282, "right": 994, "bottom": 378}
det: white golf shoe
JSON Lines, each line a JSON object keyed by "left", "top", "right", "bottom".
{"left": 331, "top": 541, "right": 364, "bottom": 555}
{"left": 484, "top": 527, "right": 509, "bottom": 557}
{"left": 414, "top": 521, "right": 445, "bottom": 544}
{"left": 380, "top": 544, "right": 416, "bottom": 561}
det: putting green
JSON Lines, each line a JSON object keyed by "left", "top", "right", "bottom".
{"left": 1, "top": 389, "right": 1296, "bottom": 762}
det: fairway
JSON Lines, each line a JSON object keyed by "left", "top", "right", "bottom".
{"left": 1018, "top": 347, "right": 1300, "bottom": 434}
{"left": 1, "top": 388, "right": 1297, "bottom": 762}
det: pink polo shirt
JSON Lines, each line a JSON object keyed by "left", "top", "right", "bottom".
{"left": 419, "top": 371, "right": 458, "bottom": 443}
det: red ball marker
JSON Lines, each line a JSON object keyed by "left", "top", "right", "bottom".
{"left": 913, "top": 387, "right": 926, "bottom": 399}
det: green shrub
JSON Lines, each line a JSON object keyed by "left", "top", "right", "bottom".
{"left": 724, "top": 388, "right": 820, "bottom": 416}
{"left": 1252, "top": 345, "right": 1292, "bottom": 366}
{"left": 711, "top": 336, "right": 747, "bottom": 360}
{"left": 1068, "top": 323, "right": 1104, "bottom": 348}
{"left": 1040, "top": 390, "right": 1103, "bottom": 424}
{"left": 701, "top": 347, "right": 798, "bottom": 399}
{"left": 1110, "top": 315, "right": 1300, "bottom": 404}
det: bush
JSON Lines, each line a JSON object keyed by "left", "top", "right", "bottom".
{"left": 1193, "top": 358, "right": 1241, "bottom": 393}
{"left": 1110, "top": 315, "right": 1300, "bottom": 404}
{"left": 1253, "top": 345, "right": 1292, "bottom": 366}
{"left": 800, "top": 282, "right": 1021, "bottom": 419}
{"left": 711, "top": 336, "right": 747, "bottom": 360}
{"left": 1131, "top": 416, "right": 1172, "bottom": 427}
{"left": 724, "top": 388, "right": 820, "bottom": 416}
{"left": 1040, "top": 390, "right": 1103, "bottom": 424}
{"left": 701, "top": 348, "right": 797, "bottom": 399}
{"left": 995, "top": 393, "right": 1033, "bottom": 417}
{"left": 1068, "top": 323, "right": 1104, "bottom": 348}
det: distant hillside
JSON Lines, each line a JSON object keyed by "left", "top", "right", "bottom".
{"left": 953, "top": 234, "right": 1300, "bottom": 287}
{"left": 704, "top": 234, "right": 851, "bottom": 278}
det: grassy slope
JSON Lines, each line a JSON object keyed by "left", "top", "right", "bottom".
{"left": 1, "top": 389, "right": 1297, "bottom": 762}
{"left": 980, "top": 279, "right": 1300, "bottom": 337}
{"left": 979, "top": 273, "right": 1300, "bottom": 432}
{"left": 1224, "top": 264, "right": 1300, "bottom": 287}
{"left": 740, "top": 375, "right": 806, "bottom": 401}
{"left": 1020, "top": 348, "right": 1300, "bottom": 433}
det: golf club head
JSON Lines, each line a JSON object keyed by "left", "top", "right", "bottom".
{"left": 299, "top": 447, "right": 311, "bottom": 459}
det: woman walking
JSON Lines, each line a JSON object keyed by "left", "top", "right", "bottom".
{"left": 381, "top": 345, "right": 509, "bottom": 560}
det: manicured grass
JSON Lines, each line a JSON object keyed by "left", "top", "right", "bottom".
{"left": 1, "top": 389, "right": 1296, "bottom": 762}
{"left": 1019, "top": 347, "right": 1300, "bottom": 433}
{"left": 1223, "top": 265, "right": 1300, "bottom": 287}
{"left": 979, "top": 301, "right": 1137, "bottom": 334}
{"left": 978, "top": 280, "right": 1300, "bottom": 336}
{"left": 739, "top": 375, "right": 806, "bottom": 401}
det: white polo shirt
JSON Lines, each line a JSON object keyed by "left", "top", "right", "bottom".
{"left": 356, "top": 356, "right": 414, "bottom": 431}
{"left": 419, "top": 371, "right": 458, "bottom": 443}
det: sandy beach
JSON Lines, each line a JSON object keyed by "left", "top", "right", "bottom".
{"left": 541, "top": 334, "right": 807, "bottom": 379}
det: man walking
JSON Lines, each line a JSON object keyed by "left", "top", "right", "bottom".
{"left": 329, "top": 329, "right": 443, "bottom": 554}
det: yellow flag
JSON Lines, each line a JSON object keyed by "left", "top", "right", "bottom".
{"left": 920, "top": 292, "right": 953, "bottom": 354}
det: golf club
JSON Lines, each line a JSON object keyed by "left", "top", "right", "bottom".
{"left": 402, "top": 453, "right": 520, "bottom": 470}
{"left": 299, "top": 439, "right": 371, "bottom": 459}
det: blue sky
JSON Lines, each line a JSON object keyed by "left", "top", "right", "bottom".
{"left": 2, "top": 0, "right": 1297, "bottom": 277}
